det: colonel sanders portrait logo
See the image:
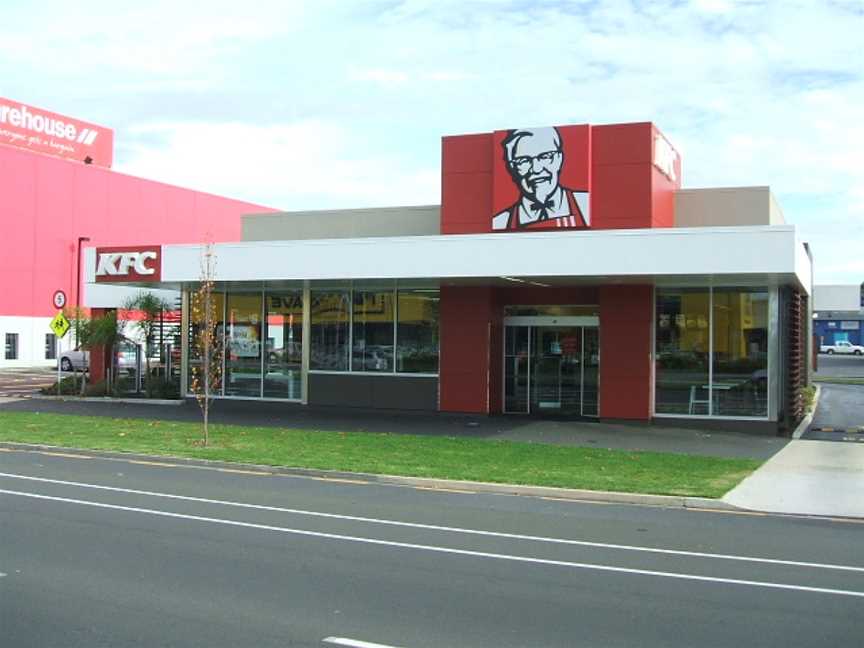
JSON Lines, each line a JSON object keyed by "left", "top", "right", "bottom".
{"left": 492, "top": 126, "right": 590, "bottom": 231}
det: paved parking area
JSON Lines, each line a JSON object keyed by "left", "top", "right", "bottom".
{"left": 0, "top": 367, "right": 57, "bottom": 398}
{"left": 813, "top": 353, "right": 864, "bottom": 378}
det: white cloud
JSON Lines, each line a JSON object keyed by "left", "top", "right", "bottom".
{"left": 349, "top": 68, "right": 411, "bottom": 83}
{"left": 118, "top": 120, "right": 440, "bottom": 209}
{"left": 3, "top": 0, "right": 860, "bottom": 281}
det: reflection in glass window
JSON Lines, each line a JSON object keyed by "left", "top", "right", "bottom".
{"left": 45, "top": 334, "right": 57, "bottom": 360}
{"left": 187, "top": 291, "right": 225, "bottom": 396}
{"left": 712, "top": 289, "right": 768, "bottom": 416}
{"left": 655, "top": 290, "right": 710, "bottom": 415}
{"left": 225, "top": 293, "right": 263, "bottom": 397}
{"left": 352, "top": 291, "right": 394, "bottom": 372}
{"left": 264, "top": 292, "right": 303, "bottom": 399}
{"left": 396, "top": 290, "right": 439, "bottom": 373}
{"left": 310, "top": 291, "right": 350, "bottom": 370}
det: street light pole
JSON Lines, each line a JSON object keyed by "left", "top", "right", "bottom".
{"left": 75, "top": 236, "right": 91, "bottom": 347}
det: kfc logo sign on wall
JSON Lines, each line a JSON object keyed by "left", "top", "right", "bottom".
{"left": 653, "top": 133, "right": 679, "bottom": 182}
{"left": 95, "top": 247, "right": 161, "bottom": 283}
{"left": 0, "top": 97, "right": 114, "bottom": 168}
{"left": 492, "top": 125, "right": 590, "bottom": 231}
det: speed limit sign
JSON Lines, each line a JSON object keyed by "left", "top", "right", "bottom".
{"left": 52, "top": 290, "right": 67, "bottom": 310}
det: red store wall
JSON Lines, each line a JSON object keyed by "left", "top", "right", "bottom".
{"left": 0, "top": 144, "right": 277, "bottom": 319}
{"left": 437, "top": 121, "right": 679, "bottom": 418}
{"left": 441, "top": 122, "right": 680, "bottom": 235}
{"left": 438, "top": 283, "right": 653, "bottom": 419}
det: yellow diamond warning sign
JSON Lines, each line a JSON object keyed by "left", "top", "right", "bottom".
{"left": 50, "top": 311, "right": 71, "bottom": 339}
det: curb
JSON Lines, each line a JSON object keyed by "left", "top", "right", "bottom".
{"left": 28, "top": 395, "right": 184, "bottom": 406}
{"left": 792, "top": 384, "right": 820, "bottom": 440}
{"left": 0, "top": 441, "right": 741, "bottom": 512}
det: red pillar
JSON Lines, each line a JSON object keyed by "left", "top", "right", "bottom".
{"left": 87, "top": 307, "right": 111, "bottom": 383}
{"left": 599, "top": 285, "right": 653, "bottom": 420}
{"left": 439, "top": 286, "right": 495, "bottom": 413}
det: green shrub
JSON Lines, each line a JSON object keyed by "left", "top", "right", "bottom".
{"left": 801, "top": 384, "right": 816, "bottom": 414}
{"left": 40, "top": 376, "right": 80, "bottom": 395}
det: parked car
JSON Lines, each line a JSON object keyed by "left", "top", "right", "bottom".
{"left": 59, "top": 348, "right": 89, "bottom": 372}
{"left": 820, "top": 340, "right": 864, "bottom": 355}
{"left": 59, "top": 339, "right": 152, "bottom": 374}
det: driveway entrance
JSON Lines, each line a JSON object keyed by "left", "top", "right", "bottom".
{"left": 803, "top": 383, "right": 864, "bottom": 443}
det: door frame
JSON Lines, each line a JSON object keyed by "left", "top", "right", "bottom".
{"left": 502, "top": 315, "right": 600, "bottom": 417}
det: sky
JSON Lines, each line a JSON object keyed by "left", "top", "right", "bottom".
{"left": 1, "top": 0, "right": 862, "bottom": 284}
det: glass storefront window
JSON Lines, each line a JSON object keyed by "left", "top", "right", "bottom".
{"left": 396, "top": 290, "right": 439, "bottom": 373}
{"left": 187, "top": 291, "right": 225, "bottom": 396}
{"left": 352, "top": 290, "right": 394, "bottom": 372}
{"left": 310, "top": 291, "right": 350, "bottom": 371}
{"left": 712, "top": 289, "right": 768, "bottom": 416}
{"left": 655, "top": 290, "right": 711, "bottom": 415}
{"left": 264, "top": 292, "right": 303, "bottom": 399}
{"left": 225, "top": 293, "right": 263, "bottom": 397}
{"left": 655, "top": 287, "right": 772, "bottom": 418}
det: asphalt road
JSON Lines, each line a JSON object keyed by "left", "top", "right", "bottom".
{"left": 1, "top": 448, "right": 861, "bottom": 647}
{"left": 814, "top": 353, "right": 864, "bottom": 378}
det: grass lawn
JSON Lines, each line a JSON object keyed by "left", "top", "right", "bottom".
{"left": 0, "top": 411, "right": 760, "bottom": 498}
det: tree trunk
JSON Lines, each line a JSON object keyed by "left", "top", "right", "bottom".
{"left": 203, "top": 351, "right": 210, "bottom": 446}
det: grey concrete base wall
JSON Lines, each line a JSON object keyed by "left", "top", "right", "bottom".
{"left": 242, "top": 205, "right": 440, "bottom": 241}
{"left": 308, "top": 373, "right": 438, "bottom": 411}
{"left": 652, "top": 417, "right": 781, "bottom": 436}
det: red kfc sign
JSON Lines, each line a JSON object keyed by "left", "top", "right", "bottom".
{"left": 0, "top": 97, "right": 114, "bottom": 168}
{"left": 491, "top": 125, "right": 591, "bottom": 231}
{"left": 95, "top": 246, "right": 162, "bottom": 283}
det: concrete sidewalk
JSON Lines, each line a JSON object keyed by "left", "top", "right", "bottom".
{"left": 723, "top": 439, "right": 864, "bottom": 518}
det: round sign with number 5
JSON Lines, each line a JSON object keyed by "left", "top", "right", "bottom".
{"left": 53, "top": 290, "right": 67, "bottom": 309}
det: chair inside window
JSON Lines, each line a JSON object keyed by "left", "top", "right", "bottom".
{"left": 688, "top": 385, "right": 710, "bottom": 415}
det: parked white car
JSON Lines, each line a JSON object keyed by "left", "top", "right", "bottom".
{"left": 59, "top": 341, "right": 150, "bottom": 373}
{"left": 59, "top": 348, "right": 89, "bottom": 372}
{"left": 820, "top": 340, "right": 864, "bottom": 355}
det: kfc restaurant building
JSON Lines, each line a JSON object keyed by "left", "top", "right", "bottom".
{"left": 85, "top": 122, "right": 813, "bottom": 435}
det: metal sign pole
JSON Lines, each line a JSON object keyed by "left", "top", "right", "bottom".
{"left": 57, "top": 335, "right": 61, "bottom": 396}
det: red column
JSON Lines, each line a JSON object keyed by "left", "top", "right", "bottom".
{"left": 599, "top": 285, "right": 653, "bottom": 420}
{"left": 439, "top": 286, "right": 494, "bottom": 413}
{"left": 87, "top": 307, "right": 111, "bottom": 383}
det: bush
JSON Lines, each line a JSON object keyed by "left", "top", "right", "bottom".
{"left": 145, "top": 375, "right": 181, "bottom": 399}
{"left": 40, "top": 376, "right": 80, "bottom": 395}
{"left": 801, "top": 384, "right": 817, "bottom": 414}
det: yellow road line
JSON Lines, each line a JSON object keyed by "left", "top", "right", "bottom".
{"left": 40, "top": 451, "right": 92, "bottom": 459}
{"left": 128, "top": 460, "right": 184, "bottom": 468}
{"left": 215, "top": 468, "right": 272, "bottom": 476}
{"left": 306, "top": 476, "right": 369, "bottom": 485}
{"left": 413, "top": 486, "right": 476, "bottom": 494}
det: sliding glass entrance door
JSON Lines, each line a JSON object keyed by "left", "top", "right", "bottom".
{"left": 503, "top": 316, "right": 599, "bottom": 417}
{"left": 532, "top": 326, "right": 583, "bottom": 415}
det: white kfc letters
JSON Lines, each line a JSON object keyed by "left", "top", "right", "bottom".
{"left": 96, "top": 251, "right": 158, "bottom": 277}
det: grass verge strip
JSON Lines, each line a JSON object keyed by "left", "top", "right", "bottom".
{"left": 0, "top": 412, "right": 760, "bottom": 499}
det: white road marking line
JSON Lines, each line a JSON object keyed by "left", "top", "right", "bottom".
{"left": 323, "top": 637, "right": 404, "bottom": 648}
{"left": 2, "top": 488, "right": 863, "bottom": 599}
{"left": 0, "top": 471, "right": 861, "bottom": 574}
